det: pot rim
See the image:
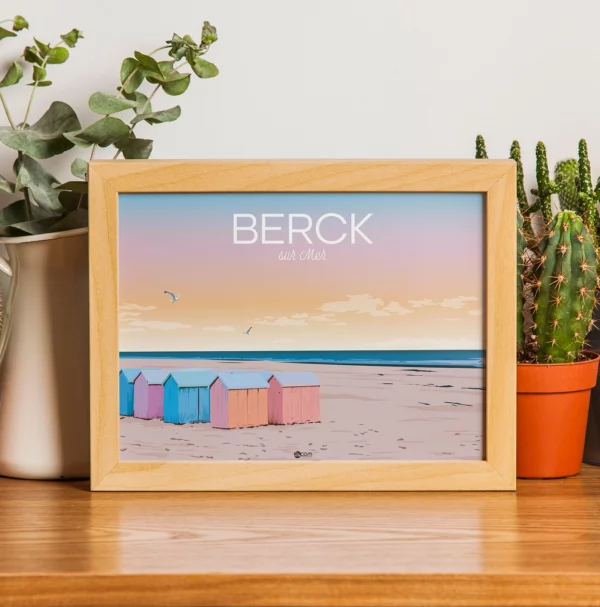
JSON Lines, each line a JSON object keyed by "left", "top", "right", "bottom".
{"left": 0, "top": 227, "right": 88, "bottom": 245}
{"left": 517, "top": 350, "right": 600, "bottom": 369}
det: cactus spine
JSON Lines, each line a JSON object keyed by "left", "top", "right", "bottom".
{"left": 475, "top": 134, "right": 488, "bottom": 159}
{"left": 554, "top": 159, "right": 580, "bottom": 212}
{"left": 532, "top": 211, "right": 598, "bottom": 363}
{"left": 531, "top": 142, "right": 557, "bottom": 224}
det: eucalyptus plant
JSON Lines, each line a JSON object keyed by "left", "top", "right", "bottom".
{"left": 0, "top": 15, "right": 219, "bottom": 236}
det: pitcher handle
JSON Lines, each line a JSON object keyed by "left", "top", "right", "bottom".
{"left": 0, "top": 255, "right": 12, "bottom": 278}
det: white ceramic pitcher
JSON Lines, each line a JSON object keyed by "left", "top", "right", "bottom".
{"left": 0, "top": 228, "right": 89, "bottom": 479}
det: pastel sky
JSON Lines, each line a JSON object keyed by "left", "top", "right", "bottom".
{"left": 119, "top": 192, "right": 484, "bottom": 352}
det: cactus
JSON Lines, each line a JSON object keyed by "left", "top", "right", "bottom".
{"left": 532, "top": 211, "right": 598, "bottom": 363}
{"left": 578, "top": 139, "right": 598, "bottom": 242}
{"left": 554, "top": 159, "right": 580, "bottom": 212}
{"left": 475, "top": 134, "right": 488, "bottom": 159}
{"left": 517, "top": 210, "right": 527, "bottom": 353}
{"left": 531, "top": 142, "right": 557, "bottom": 224}
{"left": 510, "top": 141, "right": 528, "bottom": 214}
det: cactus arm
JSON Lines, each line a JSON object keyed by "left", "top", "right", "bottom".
{"left": 554, "top": 159, "right": 580, "bottom": 212}
{"left": 510, "top": 141, "right": 529, "bottom": 214}
{"left": 475, "top": 135, "right": 488, "bottom": 159}
{"left": 533, "top": 142, "right": 557, "bottom": 224}
{"left": 533, "top": 211, "right": 598, "bottom": 362}
{"left": 577, "top": 139, "right": 598, "bottom": 244}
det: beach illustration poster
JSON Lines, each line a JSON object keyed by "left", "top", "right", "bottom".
{"left": 118, "top": 192, "right": 485, "bottom": 462}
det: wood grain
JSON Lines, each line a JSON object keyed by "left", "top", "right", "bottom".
{"left": 1, "top": 467, "right": 600, "bottom": 606}
{"left": 89, "top": 160, "right": 516, "bottom": 491}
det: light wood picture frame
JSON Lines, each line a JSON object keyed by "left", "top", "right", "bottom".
{"left": 89, "top": 160, "right": 516, "bottom": 491}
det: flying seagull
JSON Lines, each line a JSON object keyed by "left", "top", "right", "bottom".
{"left": 164, "top": 290, "right": 179, "bottom": 303}
{"left": 243, "top": 326, "right": 252, "bottom": 335}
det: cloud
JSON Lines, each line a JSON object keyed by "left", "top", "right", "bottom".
{"left": 119, "top": 311, "right": 141, "bottom": 321}
{"left": 291, "top": 313, "right": 309, "bottom": 319}
{"left": 120, "top": 302, "right": 157, "bottom": 311}
{"left": 202, "top": 326, "right": 235, "bottom": 332}
{"left": 439, "top": 296, "right": 479, "bottom": 309}
{"left": 382, "top": 301, "right": 413, "bottom": 316}
{"left": 371, "top": 310, "right": 391, "bottom": 317}
{"left": 254, "top": 316, "right": 308, "bottom": 327}
{"left": 469, "top": 309, "right": 483, "bottom": 316}
{"left": 121, "top": 327, "right": 145, "bottom": 333}
{"left": 127, "top": 320, "right": 191, "bottom": 331}
{"left": 332, "top": 322, "right": 347, "bottom": 326}
{"left": 408, "top": 299, "right": 436, "bottom": 308}
{"left": 320, "top": 294, "right": 384, "bottom": 315}
{"left": 310, "top": 313, "right": 337, "bottom": 322}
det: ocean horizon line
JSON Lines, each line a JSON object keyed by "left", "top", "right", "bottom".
{"left": 119, "top": 349, "right": 485, "bottom": 369}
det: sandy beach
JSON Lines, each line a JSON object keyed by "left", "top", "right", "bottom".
{"left": 119, "top": 358, "right": 484, "bottom": 462}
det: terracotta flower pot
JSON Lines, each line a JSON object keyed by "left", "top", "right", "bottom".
{"left": 517, "top": 353, "right": 600, "bottom": 479}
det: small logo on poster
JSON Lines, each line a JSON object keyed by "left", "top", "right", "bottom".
{"left": 294, "top": 450, "right": 313, "bottom": 459}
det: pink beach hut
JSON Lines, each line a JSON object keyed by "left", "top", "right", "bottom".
{"left": 133, "top": 369, "right": 170, "bottom": 420}
{"left": 267, "top": 372, "right": 320, "bottom": 424}
{"left": 210, "top": 372, "right": 269, "bottom": 429}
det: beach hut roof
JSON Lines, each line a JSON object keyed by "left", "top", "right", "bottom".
{"left": 137, "top": 369, "right": 170, "bottom": 385}
{"left": 270, "top": 372, "right": 320, "bottom": 387}
{"left": 218, "top": 372, "right": 269, "bottom": 390}
{"left": 257, "top": 370, "right": 274, "bottom": 381}
{"left": 120, "top": 368, "right": 140, "bottom": 383}
{"left": 165, "top": 370, "right": 218, "bottom": 388}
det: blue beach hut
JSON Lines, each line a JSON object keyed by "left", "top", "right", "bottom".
{"left": 163, "top": 370, "right": 218, "bottom": 424}
{"left": 119, "top": 369, "right": 140, "bottom": 416}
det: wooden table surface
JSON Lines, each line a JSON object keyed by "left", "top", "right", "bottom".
{"left": 1, "top": 466, "right": 600, "bottom": 607}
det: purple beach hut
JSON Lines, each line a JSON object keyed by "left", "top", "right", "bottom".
{"left": 133, "top": 369, "right": 170, "bottom": 420}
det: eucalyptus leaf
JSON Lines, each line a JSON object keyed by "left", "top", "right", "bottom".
{"left": 0, "top": 200, "right": 50, "bottom": 229}
{"left": 88, "top": 91, "right": 139, "bottom": 115}
{"left": 32, "top": 65, "right": 46, "bottom": 82}
{"left": 134, "top": 51, "right": 162, "bottom": 75}
{"left": 71, "top": 158, "right": 88, "bottom": 180}
{"left": 131, "top": 105, "right": 181, "bottom": 126}
{"left": 120, "top": 57, "right": 146, "bottom": 94}
{"left": 0, "top": 27, "right": 17, "bottom": 41}
{"left": 122, "top": 91, "right": 151, "bottom": 114}
{"left": 34, "top": 38, "right": 50, "bottom": 56}
{"left": 23, "top": 46, "right": 42, "bottom": 65}
{"left": 60, "top": 28, "right": 83, "bottom": 48}
{"left": 0, "top": 174, "right": 15, "bottom": 193}
{"left": 63, "top": 131, "right": 92, "bottom": 148}
{"left": 53, "top": 180, "right": 88, "bottom": 194}
{"left": 9, "top": 217, "right": 61, "bottom": 235}
{"left": 49, "top": 209, "right": 88, "bottom": 232}
{"left": 190, "top": 57, "right": 218, "bottom": 78}
{"left": 0, "top": 62, "right": 23, "bottom": 88}
{"left": 201, "top": 21, "right": 218, "bottom": 45}
{"left": 114, "top": 135, "right": 153, "bottom": 159}
{"left": 0, "top": 101, "right": 80, "bottom": 158}
{"left": 67, "top": 116, "right": 130, "bottom": 147}
{"left": 15, "top": 155, "right": 63, "bottom": 213}
{"left": 58, "top": 190, "right": 86, "bottom": 213}
{"left": 47, "top": 47, "right": 69, "bottom": 64}
{"left": 27, "top": 80, "right": 52, "bottom": 87}
{"left": 12, "top": 15, "right": 29, "bottom": 31}
{"left": 162, "top": 73, "right": 190, "bottom": 96}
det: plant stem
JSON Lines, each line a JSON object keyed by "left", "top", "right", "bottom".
{"left": 0, "top": 91, "right": 16, "bottom": 129}
{"left": 21, "top": 40, "right": 65, "bottom": 128}
{"left": 17, "top": 152, "right": 32, "bottom": 220}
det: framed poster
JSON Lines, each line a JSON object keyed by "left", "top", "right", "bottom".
{"left": 89, "top": 160, "right": 516, "bottom": 491}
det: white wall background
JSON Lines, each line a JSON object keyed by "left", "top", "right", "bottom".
{"left": 1, "top": 0, "right": 599, "bottom": 202}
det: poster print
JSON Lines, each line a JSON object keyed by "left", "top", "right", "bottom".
{"left": 118, "top": 192, "right": 485, "bottom": 462}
